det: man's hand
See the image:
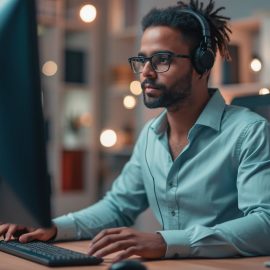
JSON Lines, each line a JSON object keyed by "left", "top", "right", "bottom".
{"left": 88, "top": 227, "right": 166, "bottom": 262}
{"left": 0, "top": 223, "right": 57, "bottom": 243}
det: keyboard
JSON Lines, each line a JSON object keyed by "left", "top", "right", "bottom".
{"left": 0, "top": 240, "right": 103, "bottom": 267}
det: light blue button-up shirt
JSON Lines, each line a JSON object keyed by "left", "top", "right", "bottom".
{"left": 54, "top": 90, "right": 270, "bottom": 258}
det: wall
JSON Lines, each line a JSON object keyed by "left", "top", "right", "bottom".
{"left": 138, "top": 0, "right": 270, "bottom": 21}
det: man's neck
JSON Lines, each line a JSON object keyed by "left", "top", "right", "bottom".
{"left": 167, "top": 93, "right": 210, "bottom": 139}
{"left": 166, "top": 92, "right": 210, "bottom": 160}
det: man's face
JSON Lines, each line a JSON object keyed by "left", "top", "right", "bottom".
{"left": 139, "top": 26, "right": 194, "bottom": 110}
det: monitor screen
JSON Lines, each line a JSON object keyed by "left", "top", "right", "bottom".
{"left": 231, "top": 94, "right": 270, "bottom": 122}
{"left": 0, "top": 0, "right": 51, "bottom": 227}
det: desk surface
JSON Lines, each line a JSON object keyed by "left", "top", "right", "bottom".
{"left": 1, "top": 240, "right": 270, "bottom": 270}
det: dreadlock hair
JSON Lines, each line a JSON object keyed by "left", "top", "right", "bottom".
{"left": 141, "top": 0, "right": 231, "bottom": 61}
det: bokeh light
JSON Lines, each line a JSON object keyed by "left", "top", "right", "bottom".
{"left": 100, "top": 129, "right": 117, "bottom": 147}
{"left": 130, "top": 80, "right": 142, "bottom": 95}
{"left": 250, "top": 58, "right": 262, "bottom": 72}
{"left": 259, "top": 88, "right": 270, "bottom": 95}
{"left": 42, "top": 61, "right": 58, "bottom": 76}
{"left": 123, "top": 95, "right": 136, "bottom": 109}
{"left": 79, "top": 4, "right": 97, "bottom": 23}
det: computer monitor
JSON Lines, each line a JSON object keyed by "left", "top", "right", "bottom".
{"left": 0, "top": 0, "right": 51, "bottom": 227}
{"left": 231, "top": 94, "right": 270, "bottom": 122}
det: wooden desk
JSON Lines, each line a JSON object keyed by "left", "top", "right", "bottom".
{"left": 1, "top": 240, "right": 270, "bottom": 270}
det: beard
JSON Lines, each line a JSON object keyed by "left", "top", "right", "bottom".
{"left": 141, "top": 71, "right": 192, "bottom": 109}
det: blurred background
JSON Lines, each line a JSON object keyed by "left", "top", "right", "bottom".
{"left": 37, "top": 0, "right": 270, "bottom": 230}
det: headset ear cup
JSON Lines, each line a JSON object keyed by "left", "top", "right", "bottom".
{"left": 192, "top": 47, "right": 203, "bottom": 74}
{"left": 179, "top": 9, "right": 215, "bottom": 74}
{"left": 193, "top": 45, "right": 215, "bottom": 74}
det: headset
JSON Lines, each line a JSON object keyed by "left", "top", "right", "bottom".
{"left": 180, "top": 9, "right": 215, "bottom": 75}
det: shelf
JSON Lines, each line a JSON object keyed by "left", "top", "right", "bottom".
{"left": 210, "top": 14, "right": 270, "bottom": 106}
{"left": 37, "top": 0, "right": 140, "bottom": 214}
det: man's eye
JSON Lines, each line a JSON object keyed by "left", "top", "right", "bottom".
{"left": 156, "top": 55, "right": 170, "bottom": 64}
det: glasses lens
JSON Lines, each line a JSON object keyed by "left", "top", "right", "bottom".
{"left": 152, "top": 53, "right": 171, "bottom": 72}
{"left": 130, "top": 57, "right": 144, "bottom": 73}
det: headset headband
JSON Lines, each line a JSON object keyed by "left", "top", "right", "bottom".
{"left": 180, "top": 9, "right": 211, "bottom": 46}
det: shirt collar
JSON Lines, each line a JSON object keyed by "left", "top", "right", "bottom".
{"left": 150, "top": 110, "right": 168, "bottom": 135}
{"left": 195, "top": 88, "right": 226, "bottom": 132}
{"left": 150, "top": 89, "right": 226, "bottom": 134}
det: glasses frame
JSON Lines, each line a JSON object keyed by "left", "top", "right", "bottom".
{"left": 128, "top": 52, "right": 191, "bottom": 74}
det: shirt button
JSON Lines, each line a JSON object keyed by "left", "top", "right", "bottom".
{"left": 171, "top": 210, "right": 176, "bottom": 216}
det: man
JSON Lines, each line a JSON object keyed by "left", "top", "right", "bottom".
{"left": 1, "top": 0, "right": 270, "bottom": 262}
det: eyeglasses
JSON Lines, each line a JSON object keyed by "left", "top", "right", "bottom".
{"left": 128, "top": 52, "right": 190, "bottom": 74}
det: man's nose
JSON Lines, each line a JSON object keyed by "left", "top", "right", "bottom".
{"left": 141, "top": 61, "right": 157, "bottom": 78}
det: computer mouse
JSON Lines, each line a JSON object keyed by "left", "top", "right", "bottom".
{"left": 108, "top": 260, "right": 147, "bottom": 270}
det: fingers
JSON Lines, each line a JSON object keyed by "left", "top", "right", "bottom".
{"left": 0, "top": 224, "right": 25, "bottom": 241}
{"left": 89, "top": 227, "right": 131, "bottom": 256}
{"left": 88, "top": 228, "right": 166, "bottom": 262}
{"left": 90, "top": 227, "right": 125, "bottom": 246}
{"left": 89, "top": 229, "right": 129, "bottom": 252}
{"left": 0, "top": 224, "right": 8, "bottom": 236}
{"left": 19, "top": 227, "right": 57, "bottom": 243}
{"left": 88, "top": 227, "right": 141, "bottom": 261}
{"left": 0, "top": 224, "right": 10, "bottom": 240}
{"left": 113, "top": 247, "right": 139, "bottom": 262}
{"left": 90, "top": 239, "right": 135, "bottom": 258}
{"left": 13, "top": 228, "right": 32, "bottom": 238}
{"left": 19, "top": 231, "right": 40, "bottom": 243}
{"left": 0, "top": 224, "right": 57, "bottom": 243}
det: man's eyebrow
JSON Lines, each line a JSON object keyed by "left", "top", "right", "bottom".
{"left": 137, "top": 50, "right": 173, "bottom": 57}
{"left": 138, "top": 52, "right": 146, "bottom": 57}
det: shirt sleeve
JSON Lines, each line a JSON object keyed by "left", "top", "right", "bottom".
{"left": 53, "top": 126, "right": 150, "bottom": 242}
{"left": 159, "top": 120, "right": 270, "bottom": 258}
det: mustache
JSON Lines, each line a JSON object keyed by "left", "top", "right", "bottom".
{"left": 141, "top": 79, "right": 165, "bottom": 91}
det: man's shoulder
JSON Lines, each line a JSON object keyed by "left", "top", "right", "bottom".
{"left": 224, "top": 104, "right": 268, "bottom": 126}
